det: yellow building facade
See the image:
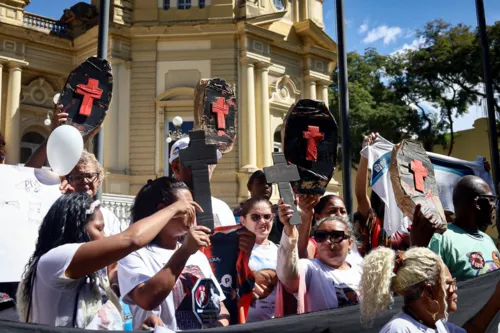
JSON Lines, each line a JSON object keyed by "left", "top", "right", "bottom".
{"left": 0, "top": 0, "right": 338, "bottom": 209}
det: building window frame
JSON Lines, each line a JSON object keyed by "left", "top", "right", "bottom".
{"left": 164, "top": 0, "right": 170, "bottom": 9}
{"left": 199, "top": 0, "right": 206, "bottom": 8}
{"left": 178, "top": 0, "right": 192, "bottom": 9}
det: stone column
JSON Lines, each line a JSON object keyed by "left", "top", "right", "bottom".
{"left": 309, "top": 80, "right": 317, "bottom": 100}
{"left": 321, "top": 84, "right": 329, "bottom": 105}
{"left": 105, "top": 61, "right": 120, "bottom": 171}
{"left": 240, "top": 59, "right": 257, "bottom": 171}
{"left": 117, "top": 61, "right": 131, "bottom": 173}
{"left": 257, "top": 64, "right": 272, "bottom": 168}
{"left": 4, "top": 64, "right": 23, "bottom": 164}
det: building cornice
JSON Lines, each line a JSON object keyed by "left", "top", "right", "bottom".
{"left": 0, "top": 23, "right": 73, "bottom": 50}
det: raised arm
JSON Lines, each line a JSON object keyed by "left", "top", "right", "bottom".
{"left": 355, "top": 133, "right": 377, "bottom": 217}
{"left": 65, "top": 200, "right": 201, "bottom": 280}
{"left": 297, "top": 194, "right": 320, "bottom": 259}
{"left": 276, "top": 201, "right": 300, "bottom": 294}
{"left": 126, "top": 226, "right": 212, "bottom": 311}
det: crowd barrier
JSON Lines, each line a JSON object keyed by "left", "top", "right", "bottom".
{"left": 1, "top": 269, "right": 499, "bottom": 333}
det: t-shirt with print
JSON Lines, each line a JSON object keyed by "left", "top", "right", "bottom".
{"left": 30, "top": 243, "right": 122, "bottom": 329}
{"left": 428, "top": 223, "right": 500, "bottom": 281}
{"left": 300, "top": 258, "right": 361, "bottom": 312}
{"left": 247, "top": 241, "right": 278, "bottom": 322}
{"left": 380, "top": 312, "right": 466, "bottom": 333}
{"left": 212, "top": 197, "right": 237, "bottom": 227}
{"left": 118, "top": 245, "right": 225, "bottom": 331}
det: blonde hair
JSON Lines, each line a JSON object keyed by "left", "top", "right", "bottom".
{"left": 76, "top": 150, "right": 105, "bottom": 184}
{"left": 359, "top": 247, "right": 448, "bottom": 325}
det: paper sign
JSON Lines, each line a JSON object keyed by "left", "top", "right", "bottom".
{"left": 0, "top": 164, "right": 61, "bottom": 282}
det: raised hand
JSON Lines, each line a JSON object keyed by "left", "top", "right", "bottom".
{"left": 362, "top": 132, "right": 379, "bottom": 149}
{"left": 170, "top": 200, "right": 203, "bottom": 228}
{"left": 297, "top": 194, "right": 321, "bottom": 218}
{"left": 410, "top": 204, "right": 445, "bottom": 247}
{"left": 237, "top": 228, "right": 256, "bottom": 255}
{"left": 182, "top": 225, "right": 211, "bottom": 255}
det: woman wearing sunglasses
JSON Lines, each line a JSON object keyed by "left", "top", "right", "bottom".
{"left": 240, "top": 198, "right": 279, "bottom": 322}
{"left": 277, "top": 213, "right": 361, "bottom": 314}
{"left": 360, "top": 246, "right": 500, "bottom": 333}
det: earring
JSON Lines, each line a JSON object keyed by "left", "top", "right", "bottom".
{"left": 426, "top": 300, "right": 440, "bottom": 322}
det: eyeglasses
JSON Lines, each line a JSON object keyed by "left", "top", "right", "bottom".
{"left": 446, "top": 278, "right": 457, "bottom": 293}
{"left": 313, "top": 230, "right": 350, "bottom": 243}
{"left": 68, "top": 172, "right": 99, "bottom": 184}
{"left": 476, "top": 194, "right": 499, "bottom": 203}
{"left": 247, "top": 213, "right": 274, "bottom": 223}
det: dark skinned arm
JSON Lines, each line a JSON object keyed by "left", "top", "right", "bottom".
{"left": 65, "top": 200, "right": 200, "bottom": 280}
{"left": 127, "top": 226, "right": 211, "bottom": 311}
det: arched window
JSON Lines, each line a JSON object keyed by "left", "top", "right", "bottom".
{"left": 199, "top": 0, "right": 205, "bottom": 8}
{"left": 273, "top": 0, "right": 285, "bottom": 10}
{"left": 178, "top": 0, "right": 191, "bottom": 9}
{"left": 20, "top": 131, "right": 46, "bottom": 165}
{"left": 164, "top": 0, "right": 170, "bottom": 9}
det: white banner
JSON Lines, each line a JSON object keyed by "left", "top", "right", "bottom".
{"left": 0, "top": 164, "right": 61, "bottom": 282}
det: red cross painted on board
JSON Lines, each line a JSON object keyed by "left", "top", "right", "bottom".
{"left": 211, "top": 97, "right": 229, "bottom": 130}
{"left": 303, "top": 126, "right": 324, "bottom": 161}
{"left": 410, "top": 160, "right": 428, "bottom": 192}
{"left": 76, "top": 78, "right": 103, "bottom": 117}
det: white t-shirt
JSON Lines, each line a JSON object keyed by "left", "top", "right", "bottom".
{"left": 101, "top": 207, "right": 125, "bottom": 237}
{"left": 30, "top": 243, "right": 122, "bottom": 329}
{"left": 247, "top": 241, "right": 278, "bottom": 322}
{"left": 300, "top": 258, "right": 361, "bottom": 312}
{"left": 361, "top": 136, "right": 410, "bottom": 235}
{"left": 118, "top": 244, "right": 226, "bottom": 331}
{"left": 380, "top": 312, "right": 466, "bottom": 333}
{"left": 211, "top": 197, "right": 237, "bottom": 227}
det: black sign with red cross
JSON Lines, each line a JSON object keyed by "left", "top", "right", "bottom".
{"left": 57, "top": 57, "right": 113, "bottom": 137}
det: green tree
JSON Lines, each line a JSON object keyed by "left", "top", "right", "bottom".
{"left": 330, "top": 49, "right": 421, "bottom": 164}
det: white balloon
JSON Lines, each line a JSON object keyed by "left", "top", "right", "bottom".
{"left": 47, "top": 125, "right": 84, "bottom": 176}
{"left": 53, "top": 93, "right": 60, "bottom": 105}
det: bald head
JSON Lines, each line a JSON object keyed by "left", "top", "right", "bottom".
{"left": 453, "top": 175, "right": 492, "bottom": 207}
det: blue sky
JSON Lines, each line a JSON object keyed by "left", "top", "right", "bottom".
{"left": 323, "top": 0, "right": 500, "bottom": 131}
{"left": 26, "top": 0, "right": 500, "bottom": 131}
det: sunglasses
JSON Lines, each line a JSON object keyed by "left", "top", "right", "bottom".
{"left": 247, "top": 213, "right": 274, "bottom": 223}
{"left": 313, "top": 230, "right": 350, "bottom": 243}
{"left": 476, "top": 194, "right": 499, "bottom": 203}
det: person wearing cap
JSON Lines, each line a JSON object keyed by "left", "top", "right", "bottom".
{"left": 169, "top": 137, "right": 255, "bottom": 256}
{"left": 169, "top": 137, "right": 235, "bottom": 228}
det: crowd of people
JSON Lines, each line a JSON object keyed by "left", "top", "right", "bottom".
{"left": 1, "top": 116, "right": 500, "bottom": 332}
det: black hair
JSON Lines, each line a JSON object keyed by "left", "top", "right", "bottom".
{"left": 20, "top": 192, "right": 96, "bottom": 316}
{"left": 131, "top": 177, "right": 189, "bottom": 224}
{"left": 247, "top": 170, "right": 266, "bottom": 186}
{"left": 240, "top": 197, "right": 273, "bottom": 216}
{"left": 314, "top": 195, "right": 344, "bottom": 216}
